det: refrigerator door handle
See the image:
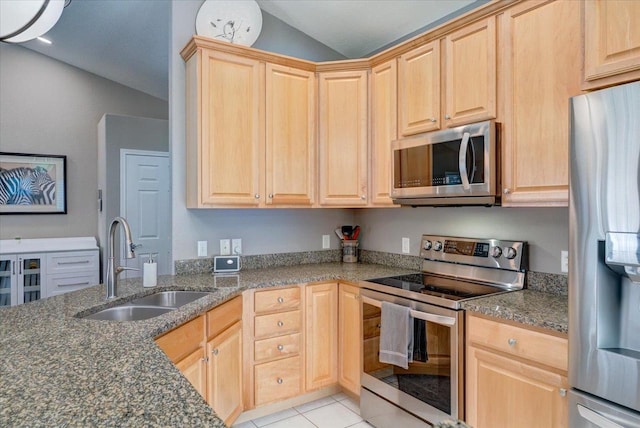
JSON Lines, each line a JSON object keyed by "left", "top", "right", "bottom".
{"left": 577, "top": 404, "right": 624, "bottom": 428}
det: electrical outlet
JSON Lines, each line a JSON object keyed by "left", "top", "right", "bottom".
{"left": 322, "top": 234, "right": 330, "bottom": 249}
{"left": 197, "top": 241, "right": 207, "bottom": 257}
{"left": 402, "top": 237, "right": 410, "bottom": 254}
{"left": 232, "top": 238, "right": 242, "bottom": 255}
{"left": 220, "top": 239, "right": 231, "bottom": 256}
{"left": 561, "top": 250, "right": 569, "bottom": 273}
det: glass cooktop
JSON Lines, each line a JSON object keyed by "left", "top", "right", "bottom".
{"left": 366, "top": 273, "right": 508, "bottom": 302}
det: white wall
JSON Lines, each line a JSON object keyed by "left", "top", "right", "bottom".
{"left": 170, "top": 2, "right": 352, "bottom": 264}
{"left": 0, "top": 44, "right": 168, "bottom": 240}
{"left": 355, "top": 207, "right": 569, "bottom": 274}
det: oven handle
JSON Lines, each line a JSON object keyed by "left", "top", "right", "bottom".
{"left": 458, "top": 132, "right": 471, "bottom": 191}
{"left": 361, "top": 296, "right": 456, "bottom": 327}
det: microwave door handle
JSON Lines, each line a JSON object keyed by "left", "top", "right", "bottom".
{"left": 361, "top": 296, "right": 456, "bottom": 327}
{"left": 458, "top": 132, "right": 471, "bottom": 190}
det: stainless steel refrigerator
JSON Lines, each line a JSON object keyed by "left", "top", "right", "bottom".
{"left": 569, "top": 80, "right": 640, "bottom": 427}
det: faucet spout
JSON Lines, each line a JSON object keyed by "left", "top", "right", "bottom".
{"left": 105, "top": 216, "right": 136, "bottom": 299}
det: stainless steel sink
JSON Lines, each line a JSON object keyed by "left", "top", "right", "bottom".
{"left": 128, "top": 291, "right": 212, "bottom": 308}
{"left": 83, "top": 305, "right": 175, "bottom": 321}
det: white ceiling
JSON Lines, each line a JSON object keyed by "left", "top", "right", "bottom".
{"left": 17, "top": 0, "right": 477, "bottom": 101}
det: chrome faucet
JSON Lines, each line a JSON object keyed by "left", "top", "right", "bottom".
{"left": 105, "top": 216, "right": 137, "bottom": 299}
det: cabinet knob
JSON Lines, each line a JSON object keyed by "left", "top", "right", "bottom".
{"left": 277, "top": 378, "right": 283, "bottom": 384}
{"left": 277, "top": 297, "right": 284, "bottom": 303}
{"left": 277, "top": 344, "right": 284, "bottom": 351}
{"left": 559, "top": 388, "right": 567, "bottom": 397}
{"left": 269, "top": 194, "right": 274, "bottom": 199}
{"left": 508, "top": 338, "right": 517, "bottom": 346}
{"left": 376, "top": 324, "right": 381, "bottom": 329}
{"left": 277, "top": 320, "right": 284, "bottom": 327}
{"left": 202, "top": 356, "right": 209, "bottom": 363}
{"left": 212, "top": 348, "right": 219, "bottom": 355}
{"left": 445, "top": 114, "right": 451, "bottom": 120}
{"left": 503, "top": 188, "right": 511, "bottom": 194}
{"left": 430, "top": 117, "right": 437, "bottom": 123}
{"left": 255, "top": 194, "right": 260, "bottom": 199}
{"left": 361, "top": 195, "right": 366, "bottom": 200}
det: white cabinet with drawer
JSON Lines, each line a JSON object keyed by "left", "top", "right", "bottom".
{"left": 0, "top": 237, "right": 99, "bottom": 304}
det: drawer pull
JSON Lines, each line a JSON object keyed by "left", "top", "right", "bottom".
{"left": 59, "top": 281, "right": 90, "bottom": 287}
{"left": 559, "top": 388, "right": 567, "bottom": 397}
{"left": 376, "top": 324, "right": 381, "bottom": 329}
{"left": 202, "top": 357, "right": 209, "bottom": 363}
{"left": 277, "top": 321, "right": 284, "bottom": 327}
{"left": 212, "top": 349, "right": 219, "bottom": 356}
{"left": 277, "top": 297, "right": 284, "bottom": 304}
{"left": 57, "top": 260, "right": 91, "bottom": 265}
{"left": 277, "top": 378, "right": 283, "bottom": 384}
{"left": 277, "top": 344, "right": 284, "bottom": 351}
{"left": 508, "top": 338, "right": 517, "bottom": 346}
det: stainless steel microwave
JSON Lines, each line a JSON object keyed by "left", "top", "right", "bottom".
{"left": 391, "top": 120, "right": 500, "bottom": 206}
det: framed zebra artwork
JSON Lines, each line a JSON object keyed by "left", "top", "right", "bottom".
{"left": 0, "top": 152, "right": 67, "bottom": 214}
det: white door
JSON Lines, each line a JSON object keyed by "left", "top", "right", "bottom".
{"left": 121, "top": 150, "right": 171, "bottom": 277}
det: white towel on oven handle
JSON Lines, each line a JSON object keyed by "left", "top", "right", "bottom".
{"left": 378, "top": 301, "right": 413, "bottom": 370}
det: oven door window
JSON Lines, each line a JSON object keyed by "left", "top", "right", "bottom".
{"left": 393, "top": 137, "right": 485, "bottom": 189}
{"left": 362, "top": 302, "right": 453, "bottom": 414}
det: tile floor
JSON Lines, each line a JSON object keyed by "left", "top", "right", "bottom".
{"left": 233, "top": 393, "right": 373, "bottom": 428}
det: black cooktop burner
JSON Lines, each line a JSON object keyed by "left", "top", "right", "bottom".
{"left": 366, "top": 273, "right": 507, "bottom": 302}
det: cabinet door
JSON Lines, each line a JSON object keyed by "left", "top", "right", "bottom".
{"left": 305, "top": 282, "right": 338, "bottom": 391}
{"left": 0, "top": 255, "right": 17, "bottom": 307}
{"left": 207, "top": 321, "right": 243, "bottom": 426}
{"left": 17, "top": 253, "right": 45, "bottom": 303}
{"left": 370, "top": 60, "right": 398, "bottom": 206}
{"left": 176, "top": 347, "right": 207, "bottom": 400}
{"left": 338, "top": 283, "right": 361, "bottom": 396}
{"left": 318, "top": 70, "right": 369, "bottom": 206}
{"left": 266, "top": 64, "right": 316, "bottom": 206}
{"left": 501, "top": 0, "right": 581, "bottom": 206}
{"left": 466, "top": 345, "right": 568, "bottom": 428}
{"left": 398, "top": 41, "right": 441, "bottom": 135}
{"left": 197, "top": 50, "right": 263, "bottom": 206}
{"left": 583, "top": 0, "right": 640, "bottom": 90}
{"left": 444, "top": 17, "right": 496, "bottom": 127}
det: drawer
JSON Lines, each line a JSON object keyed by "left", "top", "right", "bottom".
{"left": 155, "top": 316, "right": 204, "bottom": 363}
{"left": 254, "top": 333, "right": 301, "bottom": 363}
{"left": 207, "top": 296, "right": 242, "bottom": 339}
{"left": 363, "top": 316, "right": 381, "bottom": 339}
{"left": 254, "top": 310, "right": 301, "bottom": 339}
{"left": 254, "top": 356, "right": 301, "bottom": 406}
{"left": 254, "top": 287, "right": 300, "bottom": 314}
{"left": 46, "top": 251, "right": 99, "bottom": 274}
{"left": 467, "top": 314, "right": 568, "bottom": 372}
{"left": 46, "top": 272, "right": 98, "bottom": 297}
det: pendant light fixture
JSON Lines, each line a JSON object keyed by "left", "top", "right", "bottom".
{"left": 0, "top": 0, "right": 65, "bottom": 44}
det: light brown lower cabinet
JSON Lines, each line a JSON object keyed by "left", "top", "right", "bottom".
{"left": 306, "top": 282, "right": 338, "bottom": 391}
{"left": 155, "top": 296, "right": 243, "bottom": 426}
{"left": 466, "top": 313, "right": 568, "bottom": 428}
{"left": 338, "top": 283, "right": 361, "bottom": 396}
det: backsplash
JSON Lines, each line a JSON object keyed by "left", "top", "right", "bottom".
{"left": 174, "top": 249, "right": 568, "bottom": 295}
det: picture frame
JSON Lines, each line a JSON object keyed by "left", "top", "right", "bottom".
{"left": 0, "top": 152, "right": 67, "bottom": 215}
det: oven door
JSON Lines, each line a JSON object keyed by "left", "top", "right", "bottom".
{"left": 360, "top": 287, "right": 464, "bottom": 426}
{"left": 391, "top": 120, "right": 496, "bottom": 201}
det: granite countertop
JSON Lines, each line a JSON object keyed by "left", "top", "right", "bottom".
{"left": 0, "top": 262, "right": 414, "bottom": 427}
{"left": 461, "top": 289, "right": 568, "bottom": 334}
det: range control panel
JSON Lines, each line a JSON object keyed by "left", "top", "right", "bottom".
{"left": 420, "top": 235, "right": 527, "bottom": 271}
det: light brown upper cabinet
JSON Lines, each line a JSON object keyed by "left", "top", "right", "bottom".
{"left": 369, "top": 60, "right": 398, "bottom": 206}
{"left": 185, "top": 49, "right": 263, "bottom": 207}
{"left": 444, "top": 17, "right": 497, "bottom": 127}
{"left": 265, "top": 64, "right": 316, "bottom": 206}
{"left": 583, "top": 0, "right": 640, "bottom": 90}
{"left": 318, "top": 70, "right": 369, "bottom": 206}
{"left": 500, "top": 0, "right": 581, "bottom": 206}
{"left": 398, "top": 41, "right": 441, "bottom": 136}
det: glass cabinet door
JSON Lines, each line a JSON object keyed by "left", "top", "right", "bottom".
{"left": 0, "top": 256, "right": 16, "bottom": 307}
{"left": 18, "top": 254, "right": 44, "bottom": 304}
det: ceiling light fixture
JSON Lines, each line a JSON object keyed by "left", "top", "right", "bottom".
{"left": 37, "top": 36, "right": 52, "bottom": 44}
{"left": 0, "top": 0, "right": 65, "bottom": 44}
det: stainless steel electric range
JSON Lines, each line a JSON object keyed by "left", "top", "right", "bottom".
{"left": 359, "top": 235, "right": 527, "bottom": 428}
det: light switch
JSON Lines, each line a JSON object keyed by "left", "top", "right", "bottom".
{"left": 197, "top": 240, "right": 207, "bottom": 257}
